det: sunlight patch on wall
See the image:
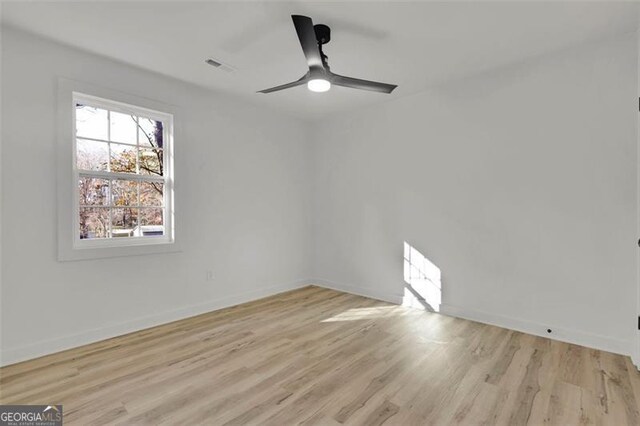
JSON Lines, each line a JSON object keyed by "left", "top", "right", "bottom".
{"left": 403, "top": 242, "right": 441, "bottom": 312}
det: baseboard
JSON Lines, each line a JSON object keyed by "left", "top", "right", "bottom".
{"left": 3, "top": 279, "right": 632, "bottom": 366}
{"left": 0, "top": 279, "right": 310, "bottom": 367}
{"left": 632, "top": 353, "right": 640, "bottom": 370}
{"left": 310, "top": 279, "right": 632, "bottom": 357}
{"left": 440, "top": 303, "right": 632, "bottom": 356}
{"left": 631, "top": 340, "right": 640, "bottom": 370}
{"left": 311, "top": 278, "right": 404, "bottom": 305}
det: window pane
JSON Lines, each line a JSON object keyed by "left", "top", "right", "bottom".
{"left": 111, "top": 207, "right": 137, "bottom": 237}
{"left": 79, "top": 207, "right": 109, "bottom": 239}
{"left": 110, "top": 111, "right": 137, "bottom": 144}
{"left": 77, "top": 139, "right": 109, "bottom": 171}
{"left": 79, "top": 178, "right": 109, "bottom": 206}
{"left": 138, "top": 208, "right": 164, "bottom": 237}
{"left": 111, "top": 180, "right": 138, "bottom": 207}
{"left": 110, "top": 143, "right": 137, "bottom": 174}
{"left": 138, "top": 117, "right": 163, "bottom": 149}
{"left": 74, "top": 97, "right": 172, "bottom": 245}
{"left": 76, "top": 104, "right": 108, "bottom": 140}
{"left": 140, "top": 181, "right": 164, "bottom": 206}
{"left": 139, "top": 149, "right": 163, "bottom": 176}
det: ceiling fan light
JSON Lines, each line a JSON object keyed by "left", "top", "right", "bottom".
{"left": 307, "top": 79, "right": 331, "bottom": 93}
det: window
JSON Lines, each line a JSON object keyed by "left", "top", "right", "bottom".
{"left": 72, "top": 93, "right": 173, "bottom": 248}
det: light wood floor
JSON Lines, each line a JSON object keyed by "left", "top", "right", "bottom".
{"left": 1, "top": 286, "right": 640, "bottom": 425}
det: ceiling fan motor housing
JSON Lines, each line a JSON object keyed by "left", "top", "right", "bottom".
{"left": 314, "top": 24, "right": 331, "bottom": 45}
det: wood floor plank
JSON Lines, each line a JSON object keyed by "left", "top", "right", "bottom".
{"left": 1, "top": 285, "right": 640, "bottom": 425}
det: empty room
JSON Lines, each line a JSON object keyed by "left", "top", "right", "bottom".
{"left": 1, "top": 1, "right": 640, "bottom": 424}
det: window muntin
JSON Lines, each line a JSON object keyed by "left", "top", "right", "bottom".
{"left": 73, "top": 93, "right": 173, "bottom": 247}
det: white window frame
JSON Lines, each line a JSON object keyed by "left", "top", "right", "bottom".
{"left": 72, "top": 93, "right": 174, "bottom": 249}
{"left": 57, "top": 79, "right": 181, "bottom": 261}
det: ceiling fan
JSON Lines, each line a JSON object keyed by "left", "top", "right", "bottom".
{"left": 258, "top": 15, "right": 397, "bottom": 94}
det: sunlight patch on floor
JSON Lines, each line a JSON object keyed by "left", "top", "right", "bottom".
{"left": 321, "top": 306, "right": 399, "bottom": 322}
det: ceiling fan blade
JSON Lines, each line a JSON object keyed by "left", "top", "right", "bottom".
{"left": 257, "top": 74, "right": 309, "bottom": 94}
{"left": 331, "top": 73, "right": 397, "bottom": 94}
{"left": 291, "top": 15, "right": 323, "bottom": 70}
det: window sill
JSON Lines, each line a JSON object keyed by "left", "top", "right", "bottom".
{"left": 74, "top": 236, "right": 173, "bottom": 250}
{"left": 59, "top": 239, "right": 182, "bottom": 262}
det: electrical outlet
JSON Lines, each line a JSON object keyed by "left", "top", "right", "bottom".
{"left": 206, "top": 270, "right": 215, "bottom": 281}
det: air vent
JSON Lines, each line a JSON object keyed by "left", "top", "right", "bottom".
{"left": 205, "top": 58, "right": 235, "bottom": 73}
{"left": 205, "top": 58, "right": 222, "bottom": 67}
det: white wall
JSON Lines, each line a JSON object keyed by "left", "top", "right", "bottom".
{"left": 0, "top": 6, "right": 4, "bottom": 364}
{"left": 2, "top": 26, "right": 638, "bottom": 366}
{"left": 312, "top": 33, "right": 639, "bottom": 355}
{"left": 635, "top": 28, "right": 640, "bottom": 366}
{"left": 0, "top": 28, "right": 313, "bottom": 365}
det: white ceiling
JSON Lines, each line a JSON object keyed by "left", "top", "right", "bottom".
{"left": 2, "top": 1, "right": 638, "bottom": 119}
